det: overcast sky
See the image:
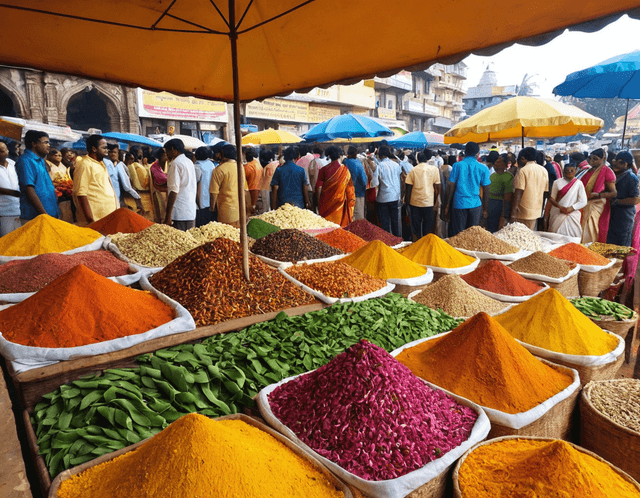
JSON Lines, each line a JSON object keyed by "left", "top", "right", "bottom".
{"left": 463, "top": 14, "right": 640, "bottom": 98}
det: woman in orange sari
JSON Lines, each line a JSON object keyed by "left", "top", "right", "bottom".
{"left": 315, "top": 146, "right": 355, "bottom": 226}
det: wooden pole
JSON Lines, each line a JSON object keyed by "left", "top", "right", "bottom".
{"left": 229, "top": 0, "right": 250, "bottom": 281}
{"left": 521, "top": 127, "right": 524, "bottom": 148}
{"left": 622, "top": 98, "right": 630, "bottom": 148}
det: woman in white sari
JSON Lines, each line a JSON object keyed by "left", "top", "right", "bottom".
{"left": 547, "top": 164, "right": 588, "bottom": 238}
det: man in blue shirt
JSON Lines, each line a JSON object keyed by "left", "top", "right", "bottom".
{"left": 371, "top": 145, "right": 402, "bottom": 236}
{"left": 106, "top": 144, "right": 144, "bottom": 211}
{"left": 344, "top": 146, "right": 368, "bottom": 220}
{"left": 15, "top": 130, "right": 59, "bottom": 221}
{"left": 443, "top": 142, "right": 490, "bottom": 236}
{"left": 271, "top": 146, "right": 311, "bottom": 210}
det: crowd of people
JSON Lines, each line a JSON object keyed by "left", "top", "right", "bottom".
{"left": 0, "top": 130, "right": 638, "bottom": 254}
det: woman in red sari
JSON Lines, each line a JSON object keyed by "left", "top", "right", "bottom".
{"left": 315, "top": 146, "right": 355, "bottom": 226}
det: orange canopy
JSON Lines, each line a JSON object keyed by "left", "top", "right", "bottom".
{"left": 0, "top": 1, "right": 638, "bottom": 103}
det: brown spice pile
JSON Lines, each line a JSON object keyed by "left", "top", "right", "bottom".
{"left": 412, "top": 274, "right": 506, "bottom": 317}
{"left": 588, "top": 379, "right": 640, "bottom": 433}
{"left": 448, "top": 226, "right": 519, "bottom": 255}
{"left": 509, "top": 251, "right": 574, "bottom": 278}
{"left": 149, "top": 239, "right": 316, "bottom": 326}
{"left": 285, "top": 261, "right": 387, "bottom": 298}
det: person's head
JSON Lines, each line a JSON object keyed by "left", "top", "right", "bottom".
{"left": 507, "top": 152, "right": 516, "bottom": 166}
{"left": 259, "top": 149, "right": 274, "bottom": 166}
{"left": 563, "top": 163, "right": 577, "bottom": 180}
{"left": 553, "top": 154, "right": 563, "bottom": 164}
{"left": 447, "top": 155, "right": 457, "bottom": 166}
{"left": 0, "top": 140, "right": 8, "bottom": 164}
{"left": 210, "top": 143, "right": 225, "bottom": 162}
{"left": 298, "top": 146, "right": 309, "bottom": 157}
{"left": 243, "top": 147, "right": 257, "bottom": 162}
{"left": 195, "top": 146, "right": 210, "bottom": 161}
{"left": 107, "top": 143, "right": 120, "bottom": 163}
{"left": 124, "top": 153, "right": 135, "bottom": 165}
{"left": 486, "top": 150, "right": 500, "bottom": 165}
{"left": 7, "top": 141, "right": 21, "bottom": 158}
{"left": 283, "top": 146, "right": 299, "bottom": 162}
{"left": 221, "top": 144, "right": 237, "bottom": 161}
{"left": 417, "top": 151, "right": 428, "bottom": 163}
{"left": 494, "top": 153, "right": 509, "bottom": 173}
{"left": 464, "top": 142, "right": 480, "bottom": 157}
{"left": 407, "top": 153, "right": 417, "bottom": 166}
{"left": 396, "top": 149, "right": 405, "bottom": 161}
{"left": 377, "top": 145, "right": 391, "bottom": 159}
{"left": 85, "top": 135, "right": 107, "bottom": 160}
{"left": 422, "top": 149, "right": 434, "bottom": 161}
{"left": 60, "top": 147, "right": 73, "bottom": 166}
{"left": 130, "top": 146, "right": 143, "bottom": 162}
{"left": 154, "top": 147, "right": 167, "bottom": 163}
{"left": 163, "top": 139, "right": 185, "bottom": 161}
{"left": 614, "top": 151, "right": 635, "bottom": 173}
{"left": 569, "top": 151, "right": 585, "bottom": 166}
{"left": 312, "top": 147, "right": 323, "bottom": 156}
{"left": 325, "top": 145, "right": 342, "bottom": 162}
{"left": 588, "top": 148, "right": 606, "bottom": 168}
{"left": 518, "top": 147, "right": 537, "bottom": 165}
{"left": 24, "top": 130, "right": 50, "bottom": 157}
{"left": 347, "top": 146, "right": 358, "bottom": 158}
{"left": 47, "top": 148, "right": 62, "bottom": 165}
{"left": 535, "top": 151, "right": 545, "bottom": 166}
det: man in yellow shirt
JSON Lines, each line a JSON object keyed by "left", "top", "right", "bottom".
{"left": 72, "top": 135, "right": 118, "bottom": 223}
{"left": 210, "top": 144, "right": 249, "bottom": 227}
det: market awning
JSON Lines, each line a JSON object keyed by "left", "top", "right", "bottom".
{"left": 0, "top": 2, "right": 638, "bottom": 103}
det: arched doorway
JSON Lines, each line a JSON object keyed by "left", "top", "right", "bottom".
{"left": 66, "top": 88, "right": 111, "bottom": 132}
{"left": 0, "top": 87, "right": 17, "bottom": 117}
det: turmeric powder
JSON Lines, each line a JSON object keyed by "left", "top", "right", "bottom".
{"left": 56, "top": 414, "right": 345, "bottom": 498}
{"left": 495, "top": 288, "right": 619, "bottom": 356}
{"left": 0, "top": 214, "right": 101, "bottom": 256}
{"left": 458, "top": 438, "right": 640, "bottom": 497}
{"left": 341, "top": 240, "right": 426, "bottom": 279}
{"left": 399, "top": 233, "right": 475, "bottom": 268}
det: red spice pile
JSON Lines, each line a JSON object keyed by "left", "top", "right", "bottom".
{"left": 549, "top": 243, "right": 611, "bottom": 266}
{"left": 343, "top": 219, "right": 402, "bottom": 246}
{"left": 461, "top": 260, "right": 542, "bottom": 296}
{"left": 315, "top": 228, "right": 368, "bottom": 253}
{"left": 88, "top": 207, "right": 154, "bottom": 235}
{"left": 0, "top": 265, "right": 174, "bottom": 348}
{"left": 0, "top": 251, "right": 131, "bottom": 293}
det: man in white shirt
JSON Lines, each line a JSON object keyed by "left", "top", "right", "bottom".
{"left": 163, "top": 138, "right": 197, "bottom": 230}
{"left": 0, "top": 140, "right": 21, "bottom": 236}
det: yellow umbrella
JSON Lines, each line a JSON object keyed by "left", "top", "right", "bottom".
{"left": 241, "top": 128, "right": 301, "bottom": 145}
{"left": 444, "top": 97, "right": 604, "bottom": 145}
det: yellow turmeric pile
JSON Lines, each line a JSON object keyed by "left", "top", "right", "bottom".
{"left": 495, "top": 288, "right": 619, "bottom": 356}
{"left": 399, "top": 233, "right": 475, "bottom": 268}
{"left": 458, "top": 438, "right": 640, "bottom": 497}
{"left": 396, "top": 313, "right": 574, "bottom": 414}
{"left": 0, "top": 214, "right": 101, "bottom": 256}
{"left": 56, "top": 414, "right": 345, "bottom": 498}
{"left": 341, "top": 240, "right": 426, "bottom": 279}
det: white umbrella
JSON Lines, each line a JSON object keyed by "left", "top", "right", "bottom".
{"left": 152, "top": 133, "right": 208, "bottom": 150}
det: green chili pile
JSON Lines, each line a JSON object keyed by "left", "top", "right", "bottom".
{"left": 571, "top": 297, "right": 636, "bottom": 321}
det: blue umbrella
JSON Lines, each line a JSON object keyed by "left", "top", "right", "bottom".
{"left": 102, "top": 132, "right": 163, "bottom": 147}
{"left": 303, "top": 113, "right": 394, "bottom": 142}
{"left": 553, "top": 50, "right": 640, "bottom": 144}
{"left": 387, "top": 131, "right": 444, "bottom": 149}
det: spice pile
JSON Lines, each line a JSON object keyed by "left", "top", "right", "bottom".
{"left": 251, "top": 229, "right": 342, "bottom": 262}
{"left": 285, "top": 261, "right": 387, "bottom": 298}
{"left": 110, "top": 224, "right": 199, "bottom": 267}
{"left": 508, "top": 251, "right": 574, "bottom": 278}
{"left": 315, "top": 228, "right": 367, "bottom": 253}
{"left": 495, "top": 288, "right": 619, "bottom": 356}
{"left": 55, "top": 414, "right": 345, "bottom": 498}
{"left": 0, "top": 265, "right": 174, "bottom": 348}
{"left": 588, "top": 379, "right": 640, "bottom": 433}
{"left": 0, "top": 215, "right": 102, "bottom": 256}
{"left": 341, "top": 240, "right": 426, "bottom": 280}
{"left": 255, "top": 203, "right": 338, "bottom": 229}
{"left": 458, "top": 439, "right": 640, "bottom": 498}
{"left": 399, "top": 233, "right": 475, "bottom": 268}
{"left": 549, "top": 242, "right": 611, "bottom": 266}
{"left": 396, "top": 313, "right": 574, "bottom": 413}
{"left": 447, "top": 226, "right": 519, "bottom": 255}
{"left": 588, "top": 242, "right": 635, "bottom": 259}
{"left": 412, "top": 274, "right": 506, "bottom": 317}
{"left": 0, "top": 251, "right": 130, "bottom": 293}
{"left": 188, "top": 221, "right": 241, "bottom": 244}
{"left": 150, "top": 239, "right": 315, "bottom": 326}
{"left": 246, "top": 218, "right": 280, "bottom": 239}
{"left": 268, "top": 340, "right": 478, "bottom": 481}
{"left": 461, "top": 260, "right": 542, "bottom": 297}
{"left": 33, "top": 294, "right": 460, "bottom": 478}
{"left": 494, "top": 222, "right": 543, "bottom": 251}
{"left": 343, "top": 219, "right": 402, "bottom": 246}
{"left": 88, "top": 207, "right": 153, "bottom": 235}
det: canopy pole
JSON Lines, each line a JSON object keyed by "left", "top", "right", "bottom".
{"left": 521, "top": 128, "right": 524, "bottom": 148}
{"left": 622, "top": 98, "right": 630, "bottom": 148}
{"left": 229, "top": 0, "right": 250, "bottom": 281}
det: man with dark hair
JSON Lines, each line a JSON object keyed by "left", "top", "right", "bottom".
{"left": 210, "top": 144, "right": 249, "bottom": 226}
{"left": 15, "top": 130, "right": 59, "bottom": 221}
{"left": 510, "top": 147, "right": 549, "bottom": 229}
{"left": 344, "top": 146, "right": 368, "bottom": 220}
{"left": 194, "top": 146, "right": 216, "bottom": 226}
{"left": 405, "top": 150, "right": 441, "bottom": 240}
{"left": 106, "top": 143, "right": 144, "bottom": 211}
{"left": 443, "top": 141, "right": 490, "bottom": 236}
{"left": 370, "top": 145, "right": 402, "bottom": 236}
{"left": 271, "top": 146, "right": 310, "bottom": 210}
{"left": 72, "top": 135, "right": 118, "bottom": 223}
{"left": 243, "top": 147, "right": 263, "bottom": 215}
{"left": 163, "top": 138, "right": 197, "bottom": 230}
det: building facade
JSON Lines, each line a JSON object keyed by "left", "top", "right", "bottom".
{"left": 0, "top": 67, "right": 139, "bottom": 134}
{"left": 463, "top": 65, "right": 518, "bottom": 117}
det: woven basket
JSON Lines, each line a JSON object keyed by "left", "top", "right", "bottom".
{"left": 580, "top": 380, "right": 640, "bottom": 483}
{"left": 578, "top": 259, "right": 623, "bottom": 297}
{"left": 486, "top": 359, "right": 579, "bottom": 441}
{"left": 536, "top": 347, "right": 625, "bottom": 387}
{"left": 451, "top": 435, "right": 640, "bottom": 498}
{"left": 589, "top": 315, "right": 637, "bottom": 341}
{"left": 525, "top": 273, "right": 579, "bottom": 299}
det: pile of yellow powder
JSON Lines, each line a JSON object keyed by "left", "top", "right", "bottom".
{"left": 399, "top": 234, "right": 476, "bottom": 268}
{"left": 341, "top": 240, "right": 426, "bottom": 280}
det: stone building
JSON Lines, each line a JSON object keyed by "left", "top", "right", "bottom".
{"left": 0, "top": 67, "right": 139, "bottom": 134}
{"left": 463, "top": 64, "right": 518, "bottom": 117}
